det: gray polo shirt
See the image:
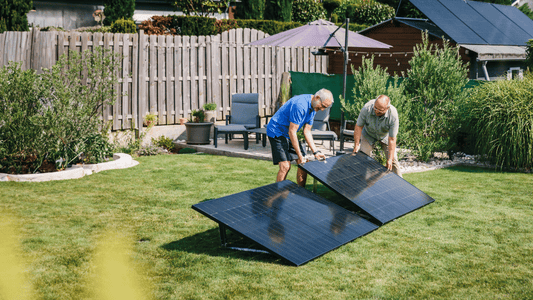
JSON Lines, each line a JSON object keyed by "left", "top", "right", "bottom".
{"left": 356, "top": 99, "right": 399, "bottom": 145}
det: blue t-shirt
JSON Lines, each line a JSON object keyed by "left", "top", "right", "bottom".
{"left": 267, "top": 94, "right": 316, "bottom": 139}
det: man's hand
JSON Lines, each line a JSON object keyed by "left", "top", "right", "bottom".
{"left": 352, "top": 144, "right": 360, "bottom": 155}
{"left": 297, "top": 155, "right": 306, "bottom": 165}
{"left": 314, "top": 152, "right": 326, "bottom": 161}
{"left": 386, "top": 159, "right": 393, "bottom": 171}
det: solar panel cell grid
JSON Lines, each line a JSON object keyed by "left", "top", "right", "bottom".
{"left": 299, "top": 153, "right": 435, "bottom": 224}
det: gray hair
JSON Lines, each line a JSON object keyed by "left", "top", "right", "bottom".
{"left": 315, "top": 88, "right": 334, "bottom": 103}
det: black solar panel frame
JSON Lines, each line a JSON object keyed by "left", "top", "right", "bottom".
{"left": 192, "top": 180, "right": 379, "bottom": 266}
{"left": 299, "top": 152, "right": 435, "bottom": 225}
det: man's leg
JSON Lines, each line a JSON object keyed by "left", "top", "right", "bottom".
{"left": 296, "top": 162, "right": 308, "bottom": 187}
{"left": 381, "top": 141, "right": 402, "bottom": 178}
{"left": 277, "top": 161, "right": 291, "bottom": 182}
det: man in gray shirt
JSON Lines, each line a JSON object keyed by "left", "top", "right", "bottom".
{"left": 352, "top": 95, "right": 402, "bottom": 177}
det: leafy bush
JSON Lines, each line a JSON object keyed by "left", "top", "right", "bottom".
{"left": 35, "top": 47, "right": 122, "bottom": 169}
{"left": 203, "top": 103, "right": 217, "bottom": 111}
{"left": 234, "top": 0, "right": 265, "bottom": 20}
{"left": 264, "top": 0, "right": 293, "bottom": 22}
{"left": 233, "top": 19, "right": 302, "bottom": 35}
{"left": 460, "top": 73, "right": 533, "bottom": 170}
{"left": 340, "top": 55, "right": 407, "bottom": 141}
{"left": 519, "top": 3, "right": 533, "bottom": 19}
{"left": 152, "top": 135, "right": 175, "bottom": 151}
{"left": 345, "top": 0, "right": 394, "bottom": 26}
{"left": 0, "top": 0, "right": 31, "bottom": 33}
{"left": 110, "top": 18, "right": 137, "bottom": 34}
{"left": 171, "top": 0, "right": 223, "bottom": 17}
{"left": 0, "top": 63, "right": 46, "bottom": 174}
{"left": 291, "top": 0, "right": 327, "bottom": 23}
{"left": 401, "top": 31, "right": 469, "bottom": 161}
{"left": 526, "top": 40, "right": 533, "bottom": 71}
{"left": 323, "top": 0, "right": 341, "bottom": 19}
{"left": 103, "top": 0, "right": 135, "bottom": 26}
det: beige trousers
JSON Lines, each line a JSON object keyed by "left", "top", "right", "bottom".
{"left": 359, "top": 135, "right": 402, "bottom": 178}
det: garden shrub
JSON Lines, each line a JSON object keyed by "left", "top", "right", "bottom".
{"left": 291, "top": 0, "right": 327, "bottom": 23}
{"left": 110, "top": 18, "right": 137, "bottom": 34}
{"left": 152, "top": 135, "right": 175, "bottom": 152}
{"left": 323, "top": 0, "right": 341, "bottom": 20}
{"left": 0, "top": 63, "right": 46, "bottom": 174}
{"left": 526, "top": 39, "right": 533, "bottom": 71}
{"left": 340, "top": 55, "right": 407, "bottom": 142}
{"left": 34, "top": 47, "right": 122, "bottom": 170}
{"left": 345, "top": 0, "right": 394, "bottom": 26}
{"left": 264, "top": 0, "right": 293, "bottom": 22}
{"left": 402, "top": 31, "right": 469, "bottom": 161}
{"left": 103, "top": 0, "right": 135, "bottom": 26}
{"left": 171, "top": 0, "right": 223, "bottom": 17}
{"left": 0, "top": 0, "right": 31, "bottom": 32}
{"left": 234, "top": 0, "right": 265, "bottom": 20}
{"left": 460, "top": 73, "right": 533, "bottom": 170}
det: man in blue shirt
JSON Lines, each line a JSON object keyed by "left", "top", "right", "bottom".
{"left": 267, "top": 88, "right": 333, "bottom": 187}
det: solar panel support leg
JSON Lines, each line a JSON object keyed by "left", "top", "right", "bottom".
{"left": 313, "top": 178, "right": 318, "bottom": 193}
{"left": 219, "top": 224, "right": 228, "bottom": 247}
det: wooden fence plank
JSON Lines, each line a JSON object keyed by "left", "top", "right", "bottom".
{"left": 113, "top": 33, "right": 121, "bottom": 130}
{"left": 157, "top": 35, "right": 165, "bottom": 124}
{"left": 174, "top": 35, "right": 183, "bottom": 118}
{"left": 182, "top": 35, "right": 190, "bottom": 118}
{"left": 221, "top": 33, "right": 229, "bottom": 117}
{"left": 190, "top": 35, "right": 198, "bottom": 112}
{"left": 131, "top": 32, "right": 139, "bottom": 129}
{"left": 198, "top": 35, "right": 206, "bottom": 110}
{"left": 122, "top": 34, "right": 131, "bottom": 129}
{"left": 210, "top": 36, "right": 221, "bottom": 119}
{"left": 149, "top": 35, "right": 157, "bottom": 117}
{"left": 166, "top": 35, "right": 174, "bottom": 124}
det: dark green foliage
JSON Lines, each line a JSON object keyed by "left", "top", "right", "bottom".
{"left": 103, "top": 0, "right": 135, "bottom": 26}
{"left": 519, "top": 3, "right": 533, "bottom": 19}
{"left": 526, "top": 40, "right": 533, "bottom": 71}
{"left": 110, "top": 18, "right": 137, "bottom": 33}
{"left": 233, "top": 19, "right": 302, "bottom": 35}
{"left": 234, "top": 0, "right": 265, "bottom": 20}
{"left": 0, "top": 63, "right": 46, "bottom": 174}
{"left": 375, "top": 0, "right": 425, "bottom": 18}
{"left": 174, "top": 15, "right": 218, "bottom": 35}
{"left": 152, "top": 135, "right": 175, "bottom": 151}
{"left": 178, "top": 147, "right": 197, "bottom": 153}
{"left": 291, "top": 0, "right": 326, "bottom": 23}
{"left": 344, "top": 0, "right": 394, "bottom": 25}
{"left": 264, "top": 0, "right": 293, "bottom": 22}
{"left": 323, "top": 0, "right": 341, "bottom": 19}
{"left": 171, "top": 0, "right": 223, "bottom": 16}
{"left": 402, "top": 32, "right": 469, "bottom": 161}
{"left": 459, "top": 73, "right": 533, "bottom": 170}
{"left": 0, "top": 0, "right": 31, "bottom": 32}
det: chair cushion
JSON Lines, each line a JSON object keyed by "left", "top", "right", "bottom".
{"left": 216, "top": 124, "right": 248, "bottom": 133}
{"left": 311, "top": 130, "right": 337, "bottom": 140}
{"left": 231, "top": 93, "right": 259, "bottom": 125}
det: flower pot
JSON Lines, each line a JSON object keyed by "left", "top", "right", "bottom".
{"left": 204, "top": 110, "right": 216, "bottom": 123}
{"left": 179, "top": 118, "right": 188, "bottom": 125}
{"left": 185, "top": 122, "right": 212, "bottom": 145}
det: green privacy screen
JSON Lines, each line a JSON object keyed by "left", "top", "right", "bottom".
{"left": 290, "top": 71, "right": 355, "bottom": 121}
{"left": 290, "top": 71, "right": 484, "bottom": 122}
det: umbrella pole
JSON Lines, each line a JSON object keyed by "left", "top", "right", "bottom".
{"left": 338, "top": 18, "right": 349, "bottom": 156}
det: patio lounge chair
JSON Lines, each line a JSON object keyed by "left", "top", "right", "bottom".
{"left": 310, "top": 106, "right": 337, "bottom": 152}
{"left": 214, "top": 93, "right": 261, "bottom": 150}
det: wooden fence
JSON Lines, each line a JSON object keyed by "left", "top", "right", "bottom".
{"left": 0, "top": 28, "right": 328, "bottom": 130}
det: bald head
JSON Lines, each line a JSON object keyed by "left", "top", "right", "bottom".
{"left": 374, "top": 95, "right": 390, "bottom": 116}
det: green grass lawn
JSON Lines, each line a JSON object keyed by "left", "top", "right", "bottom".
{"left": 1, "top": 154, "right": 532, "bottom": 299}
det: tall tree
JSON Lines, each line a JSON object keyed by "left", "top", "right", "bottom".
{"left": 103, "top": 0, "right": 135, "bottom": 26}
{"left": 0, "top": 0, "right": 32, "bottom": 32}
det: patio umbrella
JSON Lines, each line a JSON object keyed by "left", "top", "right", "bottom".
{"left": 247, "top": 19, "right": 391, "bottom": 49}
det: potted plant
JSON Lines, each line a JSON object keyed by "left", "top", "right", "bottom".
{"left": 143, "top": 113, "right": 158, "bottom": 127}
{"left": 203, "top": 102, "right": 217, "bottom": 123}
{"left": 185, "top": 109, "right": 212, "bottom": 145}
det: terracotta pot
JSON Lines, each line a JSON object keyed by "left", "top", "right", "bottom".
{"left": 179, "top": 118, "right": 188, "bottom": 125}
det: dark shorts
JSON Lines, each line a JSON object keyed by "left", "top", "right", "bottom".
{"left": 268, "top": 135, "right": 306, "bottom": 165}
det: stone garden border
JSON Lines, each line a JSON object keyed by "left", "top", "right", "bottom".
{"left": 0, "top": 153, "right": 139, "bottom": 182}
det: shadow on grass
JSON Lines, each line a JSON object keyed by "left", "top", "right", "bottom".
{"left": 160, "top": 226, "right": 292, "bottom": 266}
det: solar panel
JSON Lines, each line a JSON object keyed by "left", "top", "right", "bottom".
{"left": 439, "top": 0, "right": 515, "bottom": 45}
{"left": 299, "top": 152, "right": 435, "bottom": 225}
{"left": 409, "top": 0, "right": 533, "bottom": 45}
{"left": 192, "top": 180, "right": 379, "bottom": 266}
{"left": 469, "top": 1, "right": 531, "bottom": 45}
{"left": 409, "top": 0, "right": 486, "bottom": 44}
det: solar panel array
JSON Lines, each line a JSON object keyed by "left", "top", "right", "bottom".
{"left": 299, "top": 153, "right": 435, "bottom": 224}
{"left": 192, "top": 180, "right": 379, "bottom": 266}
{"left": 409, "top": 0, "right": 533, "bottom": 45}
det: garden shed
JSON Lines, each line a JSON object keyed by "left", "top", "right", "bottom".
{"left": 328, "top": 0, "right": 533, "bottom": 81}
